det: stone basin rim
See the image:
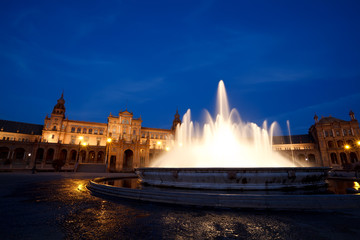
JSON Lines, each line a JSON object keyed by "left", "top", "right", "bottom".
{"left": 136, "top": 167, "right": 332, "bottom": 172}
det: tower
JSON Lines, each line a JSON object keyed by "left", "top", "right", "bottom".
{"left": 171, "top": 109, "right": 181, "bottom": 131}
{"left": 314, "top": 113, "right": 319, "bottom": 123}
{"left": 43, "top": 92, "right": 66, "bottom": 143}
{"left": 349, "top": 110, "right": 355, "bottom": 121}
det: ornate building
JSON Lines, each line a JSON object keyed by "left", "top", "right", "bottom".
{"left": 0, "top": 93, "right": 173, "bottom": 172}
{"left": 0, "top": 93, "right": 359, "bottom": 171}
{"left": 272, "top": 112, "right": 360, "bottom": 168}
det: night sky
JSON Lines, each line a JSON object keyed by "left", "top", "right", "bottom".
{"left": 1, "top": 0, "right": 360, "bottom": 135}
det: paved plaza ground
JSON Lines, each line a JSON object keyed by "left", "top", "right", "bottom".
{"left": 1, "top": 172, "right": 360, "bottom": 239}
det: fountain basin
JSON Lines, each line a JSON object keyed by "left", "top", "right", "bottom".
{"left": 136, "top": 167, "right": 331, "bottom": 190}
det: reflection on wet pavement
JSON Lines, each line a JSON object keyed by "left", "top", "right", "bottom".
{"left": 1, "top": 174, "right": 360, "bottom": 239}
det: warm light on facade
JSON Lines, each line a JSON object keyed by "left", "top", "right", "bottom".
{"left": 165, "top": 147, "right": 170, "bottom": 151}
{"left": 354, "top": 182, "right": 360, "bottom": 191}
{"left": 344, "top": 144, "right": 350, "bottom": 150}
{"left": 79, "top": 136, "right": 84, "bottom": 141}
{"left": 157, "top": 141, "right": 161, "bottom": 145}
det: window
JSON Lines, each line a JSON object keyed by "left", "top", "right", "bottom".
{"left": 53, "top": 126, "right": 57, "bottom": 130}
{"left": 77, "top": 128, "right": 81, "bottom": 133}
{"left": 343, "top": 129, "right": 347, "bottom": 136}
{"left": 52, "top": 135, "right": 55, "bottom": 139}
{"left": 71, "top": 127, "right": 75, "bottom": 133}
{"left": 329, "top": 130, "right": 333, "bottom": 137}
{"left": 94, "top": 129, "right": 98, "bottom": 134}
{"left": 336, "top": 131, "right": 340, "bottom": 136}
{"left": 324, "top": 131, "right": 328, "bottom": 137}
{"left": 348, "top": 129, "right": 352, "bottom": 136}
{"left": 100, "top": 129, "right": 103, "bottom": 135}
{"left": 83, "top": 128, "right": 87, "bottom": 134}
{"left": 89, "top": 129, "right": 93, "bottom": 134}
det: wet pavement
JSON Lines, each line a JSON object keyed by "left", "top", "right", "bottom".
{"left": 1, "top": 172, "right": 360, "bottom": 239}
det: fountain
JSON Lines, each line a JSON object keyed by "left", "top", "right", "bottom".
{"left": 88, "top": 80, "right": 360, "bottom": 209}
{"left": 136, "top": 80, "right": 329, "bottom": 190}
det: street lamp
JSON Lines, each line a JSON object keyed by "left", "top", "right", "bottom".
{"left": 105, "top": 138, "right": 112, "bottom": 171}
{"left": 74, "top": 136, "right": 84, "bottom": 172}
{"left": 344, "top": 144, "right": 351, "bottom": 150}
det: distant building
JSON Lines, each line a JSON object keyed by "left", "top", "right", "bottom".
{"left": 0, "top": 93, "right": 174, "bottom": 171}
{"left": 0, "top": 93, "right": 359, "bottom": 171}
{"left": 272, "top": 112, "right": 360, "bottom": 168}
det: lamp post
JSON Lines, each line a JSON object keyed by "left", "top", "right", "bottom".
{"left": 74, "top": 136, "right": 84, "bottom": 172}
{"left": 106, "top": 138, "right": 112, "bottom": 171}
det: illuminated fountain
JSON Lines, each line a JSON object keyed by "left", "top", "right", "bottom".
{"left": 88, "top": 81, "right": 360, "bottom": 209}
{"left": 136, "top": 81, "right": 329, "bottom": 190}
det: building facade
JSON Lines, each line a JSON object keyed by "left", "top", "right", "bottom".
{"left": 0, "top": 93, "right": 359, "bottom": 171}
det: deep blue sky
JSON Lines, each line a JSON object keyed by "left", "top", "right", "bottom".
{"left": 1, "top": 0, "right": 360, "bottom": 134}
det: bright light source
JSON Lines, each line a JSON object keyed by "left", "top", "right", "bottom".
{"left": 357, "top": 140, "right": 360, "bottom": 146}
{"left": 107, "top": 138, "right": 112, "bottom": 143}
{"left": 344, "top": 145, "right": 350, "bottom": 150}
{"left": 165, "top": 147, "right": 170, "bottom": 151}
{"left": 79, "top": 136, "right": 84, "bottom": 140}
{"left": 82, "top": 142, "right": 88, "bottom": 146}
{"left": 157, "top": 141, "right": 161, "bottom": 145}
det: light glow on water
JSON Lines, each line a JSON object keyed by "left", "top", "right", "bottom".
{"left": 151, "top": 80, "right": 294, "bottom": 168}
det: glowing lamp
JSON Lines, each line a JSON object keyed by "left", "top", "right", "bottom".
{"left": 82, "top": 142, "right": 88, "bottom": 146}
{"left": 344, "top": 145, "right": 350, "bottom": 150}
{"left": 79, "top": 136, "right": 84, "bottom": 140}
{"left": 157, "top": 141, "right": 161, "bottom": 145}
{"left": 357, "top": 140, "right": 360, "bottom": 146}
{"left": 107, "top": 138, "right": 112, "bottom": 143}
{"left": 165, "top": 147, "right": 170, "bottom": 151}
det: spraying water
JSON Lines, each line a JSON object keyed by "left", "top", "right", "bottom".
{"left": 151, "top": 80, "right": 294, "bottom": 168}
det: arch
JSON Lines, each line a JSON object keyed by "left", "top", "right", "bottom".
{"left": 347, "top": 140, "right": 354, "bottom": 146}
{"left": 308, "top": 154, "right": 316, "bottom": 163}
{"left": 69, "top": 150, "right": 77, "bottom": 164}
{"left": 46, "top": 148, "right": 55, "bottom": 164}
{"left": 97, "top": 151, "right": 104, "bottom": 163}
{"left": 80, "top": 150, "right": 86, "bottom": 162}
{"left": 123, "top": 149, "right": 133, "bottom": 170}
{"left": 89, "top": 151, "right": 96, "bottom": 163}
{"left": 60, "top": 149, "right": 67, "bottom": 162}
{"left": 350, "top": 152, "right": 358, "bottom": 163}
{"left": 77, "top": 128, "right": 81, "bottom": 133}
{"left": 109, "top": 155, "right": 116, "bottom": 171}
{"left": 0, "top": 147, "right": 9, "bottom": 160}
{"left": 330, "top": 153, "right": 338, "bottom": 164}
{"left": 83, "top": 128, "right": 87, "bottom": 134}
{"left": 35, "top": 148, "right": 44, "bottom": 163}
{"left": 14, "top": 148, "right": 25, "bottom": 160}
{"left": 340, "top": 152, "right": 347, "bottom": 165}
{"left": 328, "top": 141, "right": 334, "bottom": 148}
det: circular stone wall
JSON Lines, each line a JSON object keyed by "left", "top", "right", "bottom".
{"left": 135, "top": 167, "right": 331, "bottom": 190}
